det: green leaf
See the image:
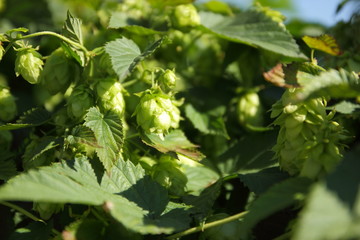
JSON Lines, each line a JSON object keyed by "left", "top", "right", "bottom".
{"left": 105, "top": 37, "right": 163, "bottom": 81}
{"left": 101, "top": 159, "right": 190, "bottom": 234}
{"left": 200, "top": 11, "right": 306, "bottom": 60}
{"left": 296, "top": 69, "right": 360, "bottom": 101}
{"left": 183, "top": 180, "right": 222, "bottom": 216}
{"left": 238, "top": 167, "right": 289, "bottom": 195}
{"left": 302, "top": 34, "right": 342, "bottom": 56}
{"left": 293, "top": 149, "right": 360, "bottom": 240}
{"left": 329, "top": 100, "right": 360, "bottom": 114}
{"left": 108, "top": 13, "right": 162, "bottom": 35}
{"left": 0, "top": 108, "right": 51, "bottom": 131}
{"left": 240, "top": 177, "right": 312, "bottom": 238}
{"left": 216, "top": 131, "right": 277, "bottom": 175}
{"left": 84, "top": 108, "right": 124, "bottom": 171}
{"left": 101, "top": 159, "right": 168, "bottom": 216}
{"left": 69, "top": 125, "right": 99, "bottom": 148}
{"left": 142, "top": 129, "right": 205, "bottom": 161}
{"left": 0, "top": 152, "right": 17, "bottom": 181}
{"left": 0, "top": 157, "right": 147, "bottom": 233}
{"left": 22, "top": 136, "right": 61, "bottom": 170}
{"left": 185, "top": 104, "right": 229, "bottom": 139}
{"left": 62, "top": 11, "right": 87, "bottom": 66}
{"left": 63, "top": 219, "right": 106, "bottom": 240}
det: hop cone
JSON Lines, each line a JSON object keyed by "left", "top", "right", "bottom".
{"left": 237, "top": 91, "right": 264, "bottom": 128}
{"left": 15, "top": 49, "right": 44, "bottom": 84}
{"left": 41, "top": 48, "right": 79, "bottom": 95}
{"left": 67, "top": 84, "right": 94, "bottom": 119}
{"left": 95, "top": 78, "right": 125, "bottom": 117}
{"left": 271, "top": 88, "right": 346, "bottom": 179}
{"left": 0, "top": 87, "right": 17, "bottom": 121}
{"left": 151, "top": 155, "right": 187, "bottom": 196}
{"left": 135, "top": 90, "right": 181, "bottom": 137}
{"left": 170, "top": 4, "right": 200, "bottom": 30}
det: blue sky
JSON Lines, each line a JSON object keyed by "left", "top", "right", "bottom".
{"left": 198, "top": 0, "right": 355, "bottom": 26}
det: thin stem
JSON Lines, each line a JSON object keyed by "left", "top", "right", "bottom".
{"left": 0, "top": 201, "right": 45, "bottom": 223}
{"left": 166, "top": 211, "right": 248, "bottom": 239}
{"left": 310, "top": 49, "right": 315, "bottom": 63}
{"left": 15, "top": 31, "right": 90, "bottom": 56}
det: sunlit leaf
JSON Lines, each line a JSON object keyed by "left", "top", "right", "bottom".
{"left": 142, "top": 130, "right": 205, "bottom": 161}
{"left": 330, "top": 100, "right": 360, "bottom": 114}
{"left": 84, "top": 107, "right": 124, "bottom": 171}
{"left": 302, "top": 34, "right": 342, "bottom": 56}
{"left": 200, "top": 11, "right": 306, "bottom": 60}
{"left": 105, "top": 38, "right": 163, "bottom": 81}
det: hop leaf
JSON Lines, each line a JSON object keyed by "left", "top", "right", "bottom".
{"left": 15, "top": 49, "right": 44, "bottom": 84}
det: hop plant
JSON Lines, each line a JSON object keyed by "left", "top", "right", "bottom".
{"left": 271, "top": 88, "right": 346, "bottom": 179}
{"left": 134, "top": 89, "right": 181, "bottom": 138}
{"left": 67, "top": 84, "right": 94, "bottom": 119}
{"left": 170, "top": 4, "right": 200, "bottom": 30}
{"left": 33, "top": 202, "right": 63, "bottom": 220}
{"left": 0, "top": 87, "right": 17, "bottom": 122}
{"left": 95, "top": 78, "right": 125, "bottom": 117}
{"left": 151, "top": 155, "right": 187, "bottom": 196}
{"left": 0, "top": 43, "right": 4, "bottom": 61}
{"left": 237, "top": 90, "right": 264, "bottom": 128}
{"left": 40, "top": 48, "right": 79, "bottom": 95}
{"left": 15, "top": 48, "right": 44, "bottom": 84}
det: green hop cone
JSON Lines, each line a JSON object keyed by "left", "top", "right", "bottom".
{"left": 151, "top": 155, "right": 187, "bottom": 196}
{"left": 158, "top": 69, "right": 177, "bottom": 93}
{"left": 237, "top": 91, "right": 264, "bottom": 128}
{"left": 95, "top": 78, "right": 125, "bottom": 117}
{"left": 15, "top": 48, "right": 44, "bottom": 84}
{"left": 67, "top": 84, "right": 94, "bottom": 119}
{"left": 0, "top": 87, "right": 17, "bottom": 122}
{"left": 170, "top": 4, "right": 200, "bottom": 30}
{"left": 272, "top": 88, "right": 346, "bottom": 179}
{"left": 135, "top": 89, "right": 181, "bottom": 138}
{"left": 41, "top": 48, "right": 80, "bottom": 95}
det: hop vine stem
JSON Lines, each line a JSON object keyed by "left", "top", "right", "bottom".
{"left": 14, "top": 31, "right": 91, "bottom": 57}
{"left": 166, "top": 211, "right": 248, "bottom": 239}
{"left": 0, "top": 201, "right": 45, "bottom": 223}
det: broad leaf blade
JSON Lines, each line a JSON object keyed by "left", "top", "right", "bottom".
{"left": 105, "top": 38, "right": 164, "bottom": 81}
{"left": 296, "top": 69, "right": 360, "bottom": 101}
{"left": 0, "top": 152, "right": 17, "bottom": 181}
{"left": 0, "top": 108, "right": 51, "bottom": 131}
{"left": 240, "top": 177, "right": 312, "bottom": 238}
{"left": 302, "top": 34, "right": 342, "bottom": 56}
{"left": 101, "top": 159, "right": 168, "bottom": 216}
{"left": 84, "top": 108, "right": 124, "bottom": 171}
{"left": 200, "top": 11, "right": 306, "bottom": 59}
{"left": 330, "top": 100, "right": 360, "bottom": 114}
{"left": 143, "top": 130, "right": 205, "bottom": 161}
{"left": 62, "top": 11, "right": 86, "bottom": 66}
{"left": 185, "top": 104, "right": 229, "bottom": 138}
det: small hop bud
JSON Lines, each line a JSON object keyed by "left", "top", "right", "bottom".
{"left": 33, "top": 202, "right": 63, "bottom": 220}
{"left": 170, "top": 4, "right": 200, "bottom": 30}
{"left": 158, "top": 69, "right": 177, "bottom": 92}
{"left": 67, "top": 84, "right": 94, "bottom": 119}
{"left": 237, "top": 91, "right": 264, "bottom": 128}
{"left": 135, "top": 90, "right": 181, "bottom": 137}
{"left": 95, "top": 78, "right": 125, "bottom": 117}
{"left": 0, "top": 87, "right": 17, "bottom": 122}
{"left": 15, "top": 49, "right": 43, "bottom": 84}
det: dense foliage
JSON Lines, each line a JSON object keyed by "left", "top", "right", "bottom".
{"left": 0, "top": 0, "right": 360, "bottom": 239}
